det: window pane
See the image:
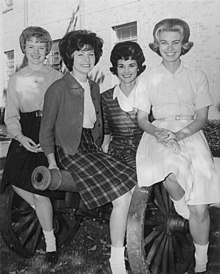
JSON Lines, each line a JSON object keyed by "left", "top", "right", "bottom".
{"left": 113, "top": 22, "right": 137, "bottom": 42}
{"left": 5, "top": 0, "right": 13, "bottom": 7}
{"left": 47, "top": 40, "right": 61, "bottom": 71}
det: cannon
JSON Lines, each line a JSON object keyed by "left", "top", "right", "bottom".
{"left": 30, "top": 166, "right": 194, "bottom": 274}
{"left": 0, "top": 163, "right": 194, "bottom": 273}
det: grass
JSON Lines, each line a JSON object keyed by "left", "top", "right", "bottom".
{"left": 0, "top": 218, "right": 111, "bottom": 274}
{"left": 0, "top": 120, "right": 219, "bottom": 273}
{"left": 204, "top": 119, "right": 220, "bottom": 157}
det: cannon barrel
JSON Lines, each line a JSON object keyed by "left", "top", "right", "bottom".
{"left": 31, "top": 166, "right": 77, "bottom": 192}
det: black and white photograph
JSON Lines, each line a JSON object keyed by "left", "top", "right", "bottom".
{"left": 0, "top": 0, "right": 220, "bottom": 273}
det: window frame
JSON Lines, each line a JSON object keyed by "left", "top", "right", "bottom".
{"left": 112, "top": 21, "right": 137, "bottom": 43}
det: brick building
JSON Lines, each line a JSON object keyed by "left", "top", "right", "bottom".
{"left": 0, "top": 0, "right": 220, "bottom": 119}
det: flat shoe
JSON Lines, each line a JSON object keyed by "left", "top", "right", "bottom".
{"left": 45, "top": 251, "right": 58, "bottom": 264}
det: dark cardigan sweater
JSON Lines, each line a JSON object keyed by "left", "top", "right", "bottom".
{"left": 40, "top": 72, "right": 103, "bottom": 156}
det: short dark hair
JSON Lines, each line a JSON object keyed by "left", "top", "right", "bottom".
{"left": 110, "top": 41, "right": 146, "bottom": 76}
{"left": 149, "top": 18, "right": 194, "bottom": 56}
{"left": 59, "top": 30, "right": 103, "bottom": 71}
{"left": 19, "top": 26, "right": 52, "bottom": 55}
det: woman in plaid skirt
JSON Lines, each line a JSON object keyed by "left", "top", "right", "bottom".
{"left": 101, "top": 41, "right": 146, "bottom": 168}
{"left": 40, "top": 30, "right": 136, "bottom": 274}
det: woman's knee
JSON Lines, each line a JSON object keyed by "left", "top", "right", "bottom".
{"left": 33, "top": 194, "right": 50, "bottom": 204}
{"left": 163, "top": 174, "right": 185, "bottom": 199}
{"left": 189, "top": 205, "right": 209, "bottom": 222}
{"left": 112, "top": 191, "right": 132, "bottom": 209}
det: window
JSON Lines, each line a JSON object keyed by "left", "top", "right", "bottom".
{"left": 46, "top": 40, "right": 61, "bottom": 71}
{"left": 112, "top": 22, "right": 137, "bottom": 43}
{"left": 3, "top": 0, "right": 13, "bottom": 12}
{"left": 5, "top": 50, "right": 14, "bottom": 78}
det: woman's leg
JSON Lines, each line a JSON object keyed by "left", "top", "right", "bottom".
{"left": 12, "top": 186, "right": 57, "bottom": 262}
{"left": 12, "top": 185, "right": 35, "bottom": 207}
{"left": 109, "top": 190, "right": 133, "bottom": 274}
{"left": 163, "top": 173, "right": 190, "bottom": 220}
{"left": 189, "top": 205, "right": 210, "bottom": 273}
{"left": 33, "top": 194, "right": 56, "bottom": 251}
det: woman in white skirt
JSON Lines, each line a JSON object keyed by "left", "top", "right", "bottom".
{"left": 135, "top": 18, "right": 220, "bottom": 274}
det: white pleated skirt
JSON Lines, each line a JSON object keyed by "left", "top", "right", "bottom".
{"left": 136, "top": 119, "right": 220, "bottom": 205}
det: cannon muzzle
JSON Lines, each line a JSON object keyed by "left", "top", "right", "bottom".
{"left": 31, "top": 166, "right": 77, "bottom": 192}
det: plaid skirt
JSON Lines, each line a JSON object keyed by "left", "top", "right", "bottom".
{"left": 56, "top": 129, "right": 136, "bottom": 209}
{"left": 108, "top": 137, "right": 142, "bottom": 169}
{"left": 1, "top": 111, "right": 64, "bottom": 199}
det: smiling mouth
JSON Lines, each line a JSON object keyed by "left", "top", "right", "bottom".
{"left": 32, "top": 55, "right": 41, "bottom": 59}
{"left": 165, "top": 52, "right": 176, "bottom": 56}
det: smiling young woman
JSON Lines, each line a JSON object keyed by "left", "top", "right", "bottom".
{"left": 135, "top": 18, "right": 220, "bottom": 274}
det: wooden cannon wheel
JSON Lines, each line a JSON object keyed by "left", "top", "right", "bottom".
{"left": 127, "top": 184, "right": 194, "bottom": 274}
{"left": 0, "top": 185, "right": 82, "bottom": 258}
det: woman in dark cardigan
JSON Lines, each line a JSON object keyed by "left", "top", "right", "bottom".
{"left": 40, "top": 30, "right": 136, "bottom": 274}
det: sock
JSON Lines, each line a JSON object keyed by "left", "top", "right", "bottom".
{"left": 194, "top": 242, "right": 209, "bottom": 273}
{"left": 43, "top": 230, "right": 56, "bottom": 252}
{"left": 170, "top": 195, "right": 190, "bottom": 220}
{"left": 109, "top": 246, "right": 126, "bottom": 274}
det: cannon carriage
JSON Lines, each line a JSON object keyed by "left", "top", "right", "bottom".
{"left": 0, "top": 165, "right": 194, "bottom": 274}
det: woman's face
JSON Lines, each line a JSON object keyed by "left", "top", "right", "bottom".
{"left": 158, "top": 31, "right": 182, "bottom": 64}
{"left": 72, "top": 47, "right": 96, "bottom": 79}
{"left": 117, "top": 58, "right": 138, "bottom": 85}
{"left": 25, "top": 37, "right": 47, "bottom": 66}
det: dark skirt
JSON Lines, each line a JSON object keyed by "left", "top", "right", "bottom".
{"left": 1, "top": 111, "right": 64, "bottom": 199}
{"left": 57, "top": 129, "right": 136, "bottom": 209}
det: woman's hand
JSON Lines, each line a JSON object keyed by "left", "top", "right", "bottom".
{"left": 155, "top": 128, "right": 176, "bottom": 141}
{"left": 155, "top": 129, "right": 180, "bottom": 153}
{"left": 47, "top": 153, "right": 59, "bottom": 170}
{"left": 19, "top": 136, "right": 40, "bottom": 153}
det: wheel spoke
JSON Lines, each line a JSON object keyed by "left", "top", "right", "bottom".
{"left": 152, "top": 234, "right": 167, "bottom": 274}
{"left": 175, "top": 231, "right": 192, "bottom": 246}
{"left": 161, "top": 237, "right": 169, "bottom": 274}
{"left": 161, "top": 184, "right": 170, "bottom": 212}
{"left": 144, "top": 229, "right": 161, "bottom": 246}
{"left": 12, "top": 212, "right": 36, "bottom": 234}
{"left": 145, "top": 211, "right": 164, "bottom": 227}
{"left": 31, "top": 223, "right": 42, "bottom": 253}
{"left": 172, "top": 233, "right": 184, "bottom": 263}
{"left": 154, "top": 185, "right": 167, "bottom": 215}
{"left": 20, "top": 218, "right": 39, "bottom": 247}
{"left": 146, "top": 232, "right": 165, "bottom": 267}
{"left": 168, "top": 236, "right": 176, "bottom": 274}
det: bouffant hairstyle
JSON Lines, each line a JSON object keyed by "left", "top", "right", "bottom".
{"left": 110, "top": 41, "right": 146, "bottom": 76}
{"left": 19, "top": 26, "right": 52, "bottom": 55}
{"left": 59, "top": 30, "right": 103, "bottom": 71}
{"left": 149, "top": 18, "right": 194, "bottom": 56}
